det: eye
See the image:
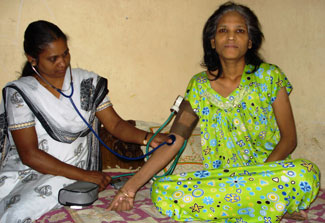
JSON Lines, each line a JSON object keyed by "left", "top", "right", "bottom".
{"left": 63, "top": 49, "right": 70, "bottom": 57}
{"left": 48, "top": 56, "right": 57, "bottom": 63}
{"left": 236, "top": 28, "right": 246, "bottom": 33}
{"left": 218, "top": 28, "right": 227, "bottom": 33}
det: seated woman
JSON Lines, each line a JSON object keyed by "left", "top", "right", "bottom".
{"left": 108, "top": 2, "right": 320, "bottom": 222}
{"left": 0, "top": 20, "right": 168, "bottom": 223}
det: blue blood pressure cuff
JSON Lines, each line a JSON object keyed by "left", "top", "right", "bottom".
{"left": 170, "top": 99, "right": 199, "bottom": 139}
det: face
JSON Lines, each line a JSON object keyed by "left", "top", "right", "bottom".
{"left": 211, "top": 11, "right": 252, "bottom": 62}
{"left": 28, "top": 38, "right": 70, "bottom": 79}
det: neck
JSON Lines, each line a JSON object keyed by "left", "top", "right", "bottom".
{"left": 220, "top": 59, "right": 245, "bottom": 79}
{"left": 31, "top": 65, "right": 71, "bottom": 91}
{"left": 34, "top": 74, "right": 65, "bottom": 91}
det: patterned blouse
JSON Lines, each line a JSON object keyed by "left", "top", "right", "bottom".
{"left": 185, "top": 63, "right": 292, "bottom": 169}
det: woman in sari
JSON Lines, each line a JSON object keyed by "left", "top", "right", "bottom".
{"left": 0, "top": 20, "right": 168, "bottom": 222}
{"left": 108, "top": 2, "right": 320, "bottom": 222}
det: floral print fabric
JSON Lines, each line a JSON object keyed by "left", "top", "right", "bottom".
{"left": 152, "top": 159, "right": 319, "bottom": 222}
{"left": 186, "top": 63, "right": 293, "bottom": 168}
{"left": 151, "top": 63, "right": 320, "bottom": 222}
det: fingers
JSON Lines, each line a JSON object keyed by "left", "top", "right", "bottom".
{"left": 102, "top": 175, "right": 112, "bottom": 191}
{"left": 105, "top": 174, "right": 112, "bottom": 184}
{"left": 146, "top": 132, "right": 169, "bottom": 144}
{"left": 98, "top": 173, "right": 112, "bottom": 192}
{"left": 107, "top": 197, "right": 118, "bottom": 211}
{"left": 125, "top": 196, "right": 133, "bottom": 210}
{"left": 158, "top": 133, "right": 170, "bottom": 140}
{"left": 150, "top": 133, "right": 170, "bottom": 147}
{"left": 107, "top": 191, "right": 134, "bottom": 211}
{"left": 99, "top": 184, "right": 107, "bottom": 192}
{"left": 107, "top": 194, "right": 122, "bottom": 211}
{"left": 108, "top": 198, "right": 124, "bottom": 211}
{"left": 115, "top": 197, "right": 133, "bottom": 211}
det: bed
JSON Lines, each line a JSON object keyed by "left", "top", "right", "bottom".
{"left": 35, "top": 174, "right": 325, "bottom": 223}
{"left": 35, "top": 121, "right": 325, "bottom": 223}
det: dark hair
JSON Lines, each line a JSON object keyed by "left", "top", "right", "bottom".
{"left": 21, "top": 20, "right": 67, "bottom": 77}
{"left": 202, "top": 1, "right": 264, "bottom": 79}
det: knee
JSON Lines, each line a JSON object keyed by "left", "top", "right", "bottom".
{"left": 290, "top": 159, "right": 320, "bottom": 187}
{"left": 292, "top": 158, "right": 320, "bottom": 174}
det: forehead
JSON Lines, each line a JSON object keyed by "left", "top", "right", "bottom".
{"left": 39, "top": 38, "right": 68, "bottom": 56}
{"left": 217, "top": 11, "right": 247, "bottom": 27}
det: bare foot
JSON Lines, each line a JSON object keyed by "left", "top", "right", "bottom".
{"left": 283, "top": 210, "right": 307, "bottom": 221}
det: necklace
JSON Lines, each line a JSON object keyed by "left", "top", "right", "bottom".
{"left": 31, "top": 65, "right": 73, "bottom": 92}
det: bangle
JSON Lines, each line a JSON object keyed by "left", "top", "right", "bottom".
{"left": 143, "top": 132, "right": 149, "bottom": 145}
{"left": 118, "top": 188, "right": 134, "bottom": 199}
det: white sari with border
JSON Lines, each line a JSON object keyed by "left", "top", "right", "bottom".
{"left": 0, "top": 68, "right": 111, "bottom": 222}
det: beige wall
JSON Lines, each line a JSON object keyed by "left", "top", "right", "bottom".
{"left": 1, "top": 0, "right": 324, "bottom": 186}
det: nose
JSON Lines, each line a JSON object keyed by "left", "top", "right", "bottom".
{"left": 57, "top": 56, "right": 68, "bottom": 68}
{"left": 227, "top": 31, "right": 235, "bottom": 41}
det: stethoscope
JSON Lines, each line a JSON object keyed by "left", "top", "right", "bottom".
{"left": 31, "top": 65, "right": 187, "bottom": 179}
{"left": 32, "top": 64, "right": 74, "bottom": 98}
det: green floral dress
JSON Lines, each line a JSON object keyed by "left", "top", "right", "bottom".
{"left": 151, "top": 63, "right": 320, "bottom": 222}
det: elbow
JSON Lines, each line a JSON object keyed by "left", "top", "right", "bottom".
{"left": 155, "top": 134, "right": 185, "bottom": 157}
{"left": 288, "top": 136, "right": 297, "bottom": 153}
{"left": 291, "top": 139, "right": 297, "bottom": 152}
{"left": 279, "top": 129, "right": 297, "bottom": 153}
{"left": 18, "top": 150, "right": 35, "bottom": 167}
{"left": 170, "top": 134, "right": 186, "bottom": 150}
{"left": 20, "top": 155, "right": 32, "bottom": 167}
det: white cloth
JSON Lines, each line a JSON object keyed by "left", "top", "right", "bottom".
{"left": 0, "top": 68, "right": 111, "bottom": 222}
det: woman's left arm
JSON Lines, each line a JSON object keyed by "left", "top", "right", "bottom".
{"left": 265, "top": 87, "right": 297, "bottom": 162}
{"left": 95, "top": 106, "right": 169, "bottom": 147}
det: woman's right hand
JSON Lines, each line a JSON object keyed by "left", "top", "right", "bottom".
{"left": 86, "top": 171, "right": 112, "bottom": 191}
{"left": 107, "top": 134, "right": 185, "bottom": 212}
{"left": 107, "top": 187, "right": 136, "bottom": 211}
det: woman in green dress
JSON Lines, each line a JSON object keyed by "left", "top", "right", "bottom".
{"left": 108, "top": 2, "right": 320, "bottom": 222}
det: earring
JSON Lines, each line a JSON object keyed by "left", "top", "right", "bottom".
{"left": 30, "top": 61, "right": 37, "bottom": 67}
{"left": 210, "top": 39, "right": 216, "bottom": 49}
{"left": 248, "top": 40, "right": 252, "bottom": 49}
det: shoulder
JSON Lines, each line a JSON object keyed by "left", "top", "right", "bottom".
{"left": 249, "top": 63, "right": 292, "bottom": 97}
{"left": 255, "top": 63, "right": 283, "bottom": 75}
{"left": 71, "top": 68, "right": 107, "bottom": 86}
{"left": 193, "top": 71, "right": 208, "bottom": 80}
{"left": 249, "top": 63, "right": 286, "bottom": 82}
{"left": 7, "top": 76, "right": 37, "bottom": 87}
{"left": 185, "top": 71, "right": 208, "bottom": 100}
{"left": 4, "top": 76, "right": 39, "bottom": 95}
{"left": 71, "top": 68, "right": 101, "bottom": 79}
{"left": 259, "top": 63, "right": 278, "bottom": 70}
{"left": 188, "top": 71, "right": 208, "bottom": 86}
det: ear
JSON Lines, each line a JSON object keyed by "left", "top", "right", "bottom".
{"left": 26, "top": 54, "right": 37, "bottom": 66}
{"left": 248, "top": 40, "right": 252, "bottom": 49}
{"left": 210, "top": 39, "right": 216, "bottom": 49}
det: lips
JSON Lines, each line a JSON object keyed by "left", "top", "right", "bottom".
{"left": 57, "top": 69, "right": 67, "bottom": 75}
{"left": 224, "top": 44, "right": 238, "bottom": 48}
